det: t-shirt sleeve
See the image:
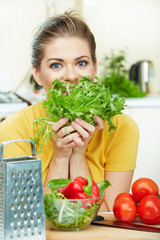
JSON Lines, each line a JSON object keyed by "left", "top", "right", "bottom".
{"left": 0, "top": 109, "right": 34, "bottom": 159}
{"left": 105, "top": 114, "right": 140, "bottom": 171}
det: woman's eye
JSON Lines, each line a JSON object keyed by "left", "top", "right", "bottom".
{"left": 77, "top": 61, "right": 87, "bottom": 67}
{"left": 51, "top": 63, "right": 61, "bottom": 69}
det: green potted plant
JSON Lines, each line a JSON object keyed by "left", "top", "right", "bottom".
{"left": 100, "top": 49, "right": 146, "bottom": 98}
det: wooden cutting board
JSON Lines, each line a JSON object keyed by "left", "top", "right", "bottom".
{"left": 46, "top": 212, "right": 160, "bottom": 240}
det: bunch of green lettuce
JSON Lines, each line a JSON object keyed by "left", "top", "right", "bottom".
{"left": 32, "top": 76, "right": 126, "bottom": 153}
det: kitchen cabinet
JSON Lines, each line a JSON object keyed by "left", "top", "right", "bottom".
{"left": 123, "top": 95, "right": 160, "bottom": 189}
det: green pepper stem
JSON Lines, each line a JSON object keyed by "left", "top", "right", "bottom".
{"left": 83, "top": 176, "right": 93, "bottom": 196}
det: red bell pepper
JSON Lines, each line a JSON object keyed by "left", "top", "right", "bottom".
{"left": 68, "top": 177, "right": 100, "bottom": 209}
{"left": 57, "top": 176, "right": 99, "bottom": 200}
{"left": 57, "top": 176, "right": 87, "bottom": 198}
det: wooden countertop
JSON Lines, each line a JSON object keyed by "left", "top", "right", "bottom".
{"left": 46, "top": 213, "right": 160, "bottom": 240}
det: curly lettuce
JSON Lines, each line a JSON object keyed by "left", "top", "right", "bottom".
{"left": 31, "top": 76, "right": 126, "bottom": 152}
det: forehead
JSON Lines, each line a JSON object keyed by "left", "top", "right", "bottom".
{"left": 43, "top": 37, "right": 91, "bottom": 58}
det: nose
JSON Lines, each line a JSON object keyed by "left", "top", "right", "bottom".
{"left": 63, "top": 66, "right": 80, "bottom": 83}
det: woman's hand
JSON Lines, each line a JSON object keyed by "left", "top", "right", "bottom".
{"left": 71, "top": 116, "right": 104, "bottom": 153}
{"left": 69, "top": 116, "right": 104, "bottom": 179}
{"left": 49, "top": 116, "right": 104, "bottom": 180}
{"left": 51, "top": 117, "right": 83, "bottom": 160}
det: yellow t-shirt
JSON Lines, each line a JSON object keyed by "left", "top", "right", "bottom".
{"left": 0, "top": 102, "right": 139, "bottom": 184}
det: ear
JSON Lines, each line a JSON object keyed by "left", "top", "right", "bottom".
{"left": 32, "top": 66, "right": 43, "bottom": 86}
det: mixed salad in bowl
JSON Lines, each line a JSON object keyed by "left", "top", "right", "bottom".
{"left": 44, "top": 176, "right": 111, "bottom": 231}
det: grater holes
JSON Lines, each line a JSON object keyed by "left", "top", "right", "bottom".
{"left": 10, "top": 219, "right": 14, "bottom": 227}
{"left": 38, "top": 231, "right": 42, "bottom": 235}
{"left": 20, "top": 194, "right": 24, "bottom": 202}
{"left": 10, "top": 235, "right": 14, "bottom": 239}
{"left": 20, "top": 178, "right": 24, "bottom": 185}
{"left": 11, "top": 171, "right": 15, "bottom": 178}
{"left": 14, "top": 211, "right": 18, "bottom": 218}
{"left": 37, "top": 200, "right": 40, "bottom": 207}
{"left": 29, "top": 170, "right": 32, "bottom": 176}
{"left": 20, "top": 226, "right": 24, "bottom": 233}
{"left": 23, "top": 186, "right": 27, "bottom": 192}
{"left": 34, "top": 209, "right": 37, "bottom": 216}
{"left": 31, "top": 232, "right": 35, "bottom": 236}
{"left": 23, "top": 202, "right": 27, "bottom": 209}
{"left": 36, "top": 185, "right": 39, "bottom": 192}
{"left": 14, "top": 195, "right": 18, "bottom": 202}
{"left": 35, "top": 169, "right": 38, "bottom": 176}
{"left": 32, "top": 177, "right": 36, "bottom": 184}
{"left": 26, "top": 178, "right": 30, "bottom": 184}
{"left": 16, "top": 171, "right": 21, "bottom": 177}
{"left": 20, "top": 209, "right": 24, "bottom": 217}
{"left": 30, "top": 186, "right": 33, "bottom": 192}
{"left": 27, "top": 194, "right": 30, "bottom": 201}
{"left": 30, "top": 201, "right": 34, "bottom": 208}
{"left": 24, "top": 217, "right": 28, "bottom": 225}
{"left": 23, "top": 170, "right": 26, "bottom": 177}
{"left": 11, "top": 203, "right": 14, "bottom": 211}
{"left": 11, "top": 187, "right": 15, "bottom": 194}
{"left": 37, "top": 216, "right": 41, "bottom": 223}
{"left": 14, "top": 179, "right": 18, "bottom": 186}
{"left": 17, "top": 202, "right": 21, "bottom": 210}
{"left": 27, "top": 224, "right": 31, "bottom": 232}
{"left": 33, "top": 192, "right": 36, "bottom": 200}
{"left": 27, "top": 210, "right": 31, "bottom": 217}
{"left": 30, "top": 216, "right": 34, "bottom": 224}
{"left": 17, "top": 234, "right": 21, "bottom": 238}
{"left": 14, "top": 226, "right": 17, "bottom": 233}
{"left": 34, "top": 224, "right": 38, "bottom": 231}
{"left": 17, "top": 187, "right": 21, "bottom": 193}
{"left": 17, "top": 219, "right": 21, "bottom": 226}
{"left": 24, "top": 232, "right": 28, "bottom": 237}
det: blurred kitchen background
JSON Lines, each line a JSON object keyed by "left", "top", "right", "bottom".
{"left": 0, "top": 0, "right": 160, "bottom": 188}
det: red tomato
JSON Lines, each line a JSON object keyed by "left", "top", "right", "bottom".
{"left": 114, "top": 192, "right": 135, "bottom": 202}
{"left": 113, "top": 194, "right": 137, "bottom": 223}
{"left": 131, "top": 178, "right": 159, "bottom": 202}
{"left": 138, "top": 195, "right": 160, "bottom": 225}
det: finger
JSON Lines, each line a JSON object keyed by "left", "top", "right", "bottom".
{"left": 72, "top": 135, "right": 84, "bottom": 147}
{"left": 74, "top": 118, "right": 95, "bottom": 132}
{"left": 72, "top": 119, "right": 95, "bottom": 139}
{"left": 94, "top": 116, "right": 104, "bottom": 130}
{"left": 55, "top": 132, "right": 79, "bottom": 146}
{"left": 71, "top": 121, "right": 89, "bottom": 140}
{"left": 52, "top": 118, "right": 68, "bottom": 133}
{"left": 57, "top": 125, "right": 75, "bottom": 138}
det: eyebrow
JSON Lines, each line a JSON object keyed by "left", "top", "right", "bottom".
{"left": 47, "top": 55, "right": 90, "bottom": 62}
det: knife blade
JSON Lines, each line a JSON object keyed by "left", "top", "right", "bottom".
{"left": 92, "top": 218, "right": 160, "bottom": 233}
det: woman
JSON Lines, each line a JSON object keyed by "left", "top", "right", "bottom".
{"left": 0, "top": 10, "right": 139, "bottom": 211}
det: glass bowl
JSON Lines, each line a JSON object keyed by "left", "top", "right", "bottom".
{"left": 43, "top": 191, "right": 104, "bottom": 231}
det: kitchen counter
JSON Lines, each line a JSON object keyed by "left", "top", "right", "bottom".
{"left": 125, "top": 94, "right": 160, "bottom": 108}
{"left": 46, "top": 213, "right": 160, "bottom": 240}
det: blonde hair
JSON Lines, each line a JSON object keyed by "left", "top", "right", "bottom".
{"left": 31, "top": 10, "right": 96, "bottom": 69}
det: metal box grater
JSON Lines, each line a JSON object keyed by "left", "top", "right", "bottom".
{"left": 0, "top": 139, "right": 46, "bottom": 240}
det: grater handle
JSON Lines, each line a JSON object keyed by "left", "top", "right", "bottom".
{"left": 0, "top": 139, "right": 37, "bottom": 162}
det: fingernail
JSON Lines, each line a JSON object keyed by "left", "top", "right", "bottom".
{"left": 63, "top": 118, "right": 68, "bottom": 122}
{"left": 75, "top": 118, "right": 81, "bottom": 123}
{"left": 72, "top": 121, "right": 77, "bottom": 126}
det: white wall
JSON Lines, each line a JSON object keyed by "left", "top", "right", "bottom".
{"left": 83, "top": 0, "right": 160, "bottom": 78}
{"left": 0, "top": 0, "right": 160, "bottom": 91}
{"left": 0, "top": 0, "right": 46, "bottom": 91}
